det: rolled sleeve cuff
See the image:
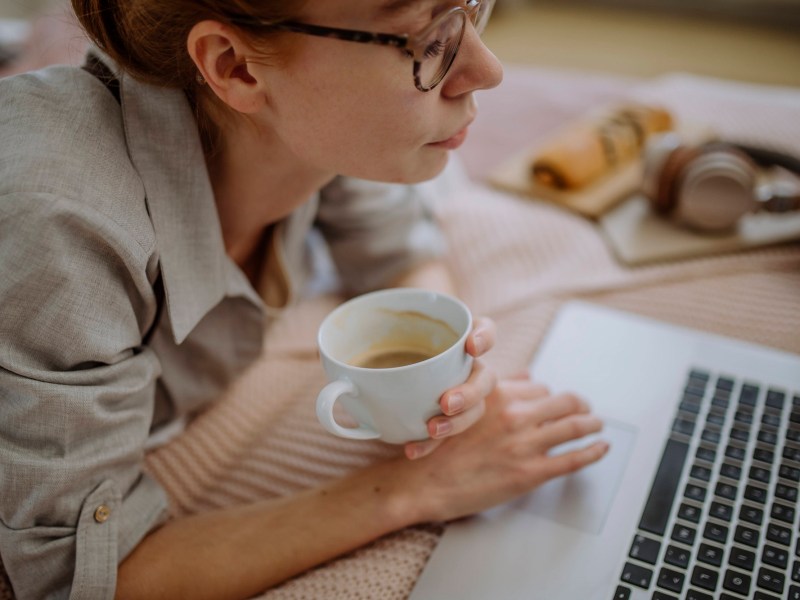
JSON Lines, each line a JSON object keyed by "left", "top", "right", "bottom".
{"left": 2, "top": 475, "right": 168, "bottom": 600}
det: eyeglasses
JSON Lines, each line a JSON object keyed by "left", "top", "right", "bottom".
{"left": 229, "top": 0, "right": 495, "bottom": 92}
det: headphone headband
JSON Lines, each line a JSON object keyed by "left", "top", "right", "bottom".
{"left": 731, "top": 143, "right": 800, "bottom": 176}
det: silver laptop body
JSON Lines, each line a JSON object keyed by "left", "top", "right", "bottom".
{"left": 410, "top": 301, "right": 800, "bottom": 600}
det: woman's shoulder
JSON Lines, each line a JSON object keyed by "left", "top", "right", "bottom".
{"left": 0, "top": 65, "right": 152, "bottom": 249}
{"left": 1, "top": 63, "right": 135, "bottom": 175}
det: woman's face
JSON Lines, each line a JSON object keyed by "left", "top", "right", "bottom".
{"left": 250, "top": 0, "right": 503, "bottom": 183}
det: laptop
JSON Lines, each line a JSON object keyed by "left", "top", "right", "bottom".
{"left": 410, "top": 300, "right": 800, "bottom": 600}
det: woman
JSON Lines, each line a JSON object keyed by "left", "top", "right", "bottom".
{"left": 0, "top": 1, "right": 608, "bottom": 598}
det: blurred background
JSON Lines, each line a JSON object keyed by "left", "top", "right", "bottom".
{"left": 1, "top": 0, "right": 799, "bottom": 86}
{"left": 486, "top": 0, "right": 800, "bottom": 86}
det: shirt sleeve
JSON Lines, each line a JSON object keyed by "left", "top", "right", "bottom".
{"left": 0, "top": 192, "right": 169, "bottom": 600}
{"left": 315, "top": 175, "right": 447, "bottom": 294}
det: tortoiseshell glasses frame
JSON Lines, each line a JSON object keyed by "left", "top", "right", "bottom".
{"left": 228, "top": 0, "right": 495, "bottom": 92}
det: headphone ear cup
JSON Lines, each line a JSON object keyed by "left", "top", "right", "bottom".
{"left": 642, "top": 136, "right": 761, "bottom": 232}
{"left": 642, "top": 133, "right": 683, "bottom": 213}
{"left": 673, "top": 146, "right": 758, "bottom": 231}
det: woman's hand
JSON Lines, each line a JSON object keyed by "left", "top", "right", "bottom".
{"left": 398, "top": 377, "right": 609, "bottom": 523}
{"left": 404, "top": 316, "right": 498, "bottom": 460}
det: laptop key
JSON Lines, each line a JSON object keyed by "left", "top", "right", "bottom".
{"left": 703, "top": 522, "right": 728, "bottom": 544}
{"left": 677, "top": 502, "right": 701, "bottom": 523}
{"left": 690, "top": 464, "right": 711, "bottom": 482}
{"left": 793, "top": 560, "right": 800, "bottom": 582}
{"left": 753, "top": 448, "right": 775, "bottom": 464}
{"left": 709, "top": 501, "right": 733, "bottom": 522}
{"left": 740, "top": 383, "right": 759, "bottom": 406}
{"left": 783, "top": 446, "right": 800, "bottom": 463}
{"left": 620, "top": 562, "right": 652, "bottom": 589}
{"left": 734, "top": 524, "right": 759, "bottom": 547}
{"left": 791, "top": 584, "right": 800, "bottom": 600}
{"left": 714, "top": 482, "right": 737, "bottom": 501}
{"left": 766, "top": 389, "right": 786, "bottom": 409}
{"left": 775, "top": 482, "right": 799, "bottom": 502}
{"left": 770, "top": 502, "right": 795, "bottom": 524}
{"left": 639, "top": 439, "right": 689, "bottom": 536}
{"left": 780, "top": 463, "right": 800, "bottom": 481}
{"left": 685, "top": 590, "right": 713, "bottom": 600}
{"left": 672, "top": 418, "right": 696, "bottom": 436}
{"left": 757, "top": 566, "right": 785, "bottom": 594}
{"left": 651, "top": 592, "right": 677, "bottom": 600}
{"left": 656, "top": 567, "right": 684, "bottom": 593}
{"left": 671, "top": 523, "right": 696, "bottom": 545}
{"left": 758, "top": 429, "right": 778, "bottom": 445}
{"left": 739, "top": 504, "right": 763, "bottom": 526}
{"left": 690, "top": 565, "right": 718, "bottom": 591}
{"left": 753, "top": 593, "right": 781, "bottom": 600}
{"left": 629, "top": 534, "right": 660, "bottom": 564}
{"left": 663, "top": 544, "right": 690, "bottom": 569}
{"left": 728, "top": 546, "right": 755, "bottom": 570}
{"left": 749, "top": 466, "right": 771, "bottom": 484}
{"left": 723, "top": 569, "right": 751, "bottom": 595}
{"left": 766, "top": 522, "right": 791, "bottom": 546}
{"left": 761, "top": 545, "right": 788, "bottom": 569}
{"left": 612, "top": 584, "right": 631, "bottom": 599}
{"left": 719, "top": 463, "right": 741, "bottom": 480}
{"left": 726, "top": 445, "right": 746, "bottom": 461}
{"left": 730, "top": 427, "right": 749, "bottom": 442}
{"left": 744, "top": 484, "right": 767, "bottom": 504}
{"left": 697, "top": 543, "right": 723, "bottom": 567}
{"left": 695, "top": 446, "right": 716, "bottom": 463}
{"left": 761, "top": 412, "right": 782, "bottom": 428}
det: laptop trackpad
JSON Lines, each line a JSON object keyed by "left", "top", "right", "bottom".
{"left": 508, "top": 419, "right": 637, "bottom": 535}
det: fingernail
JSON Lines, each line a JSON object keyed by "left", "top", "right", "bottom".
{"left": 434, "top": 420, "right": 452, "bottom": 437}
{"left": 406, "top": 446, "right": 421, "bottom": 460}
{"left": 447, "top": 393, "right": 464, "bottom": 414}
{"left": 472, "top": 333, "right": 486, "bottom": 354}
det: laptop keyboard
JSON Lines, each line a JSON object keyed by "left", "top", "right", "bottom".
{"left": 614, "top": 369, "right": 800, "bottom": 600}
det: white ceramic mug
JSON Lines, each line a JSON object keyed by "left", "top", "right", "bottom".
{"left": 316, "top": 288, "right": 473, "bottom": 444}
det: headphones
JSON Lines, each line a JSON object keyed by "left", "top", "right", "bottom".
{"left": 642, "top": 133, "right": 800, "bottom": 232}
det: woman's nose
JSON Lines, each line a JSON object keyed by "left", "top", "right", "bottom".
{"left": 440, "top": 23, "right": 504, "bottom": 97}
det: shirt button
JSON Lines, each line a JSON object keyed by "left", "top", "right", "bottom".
{"left": 94, "top": 505, "right": 111, "bottom": 523}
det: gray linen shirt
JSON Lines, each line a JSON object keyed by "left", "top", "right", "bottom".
{"left": 0, "top": 54, "right": 444, "bottom": 599}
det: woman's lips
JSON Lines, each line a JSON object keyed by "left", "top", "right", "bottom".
{"left": 428, "top": 126, "right": 469, "bottom": 150}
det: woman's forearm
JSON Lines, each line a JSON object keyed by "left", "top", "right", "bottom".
{"left": 116, "top": 457, "right": 422, "bottom": 600}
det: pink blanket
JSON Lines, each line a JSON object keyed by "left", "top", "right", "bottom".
{"left": 2, "top": 9, "right": 799, "bottom": 599}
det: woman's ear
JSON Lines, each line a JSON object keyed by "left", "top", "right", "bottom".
{"left": 187, "top": 20, "right": 267, "bottom": 114}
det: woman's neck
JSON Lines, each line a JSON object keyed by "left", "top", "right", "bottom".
{"left": 206, "top": 116, "right": 335, "bottom": 273}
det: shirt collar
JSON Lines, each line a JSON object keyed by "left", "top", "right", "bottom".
{"left": 116, "top": 66, "right": 234, "bottom": 343}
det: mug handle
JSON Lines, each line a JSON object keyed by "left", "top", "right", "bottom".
{"left": 316, "top": 380, "right": 381, "bottom": 440}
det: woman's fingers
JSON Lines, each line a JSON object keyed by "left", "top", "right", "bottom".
{"left": 404, "top": 437, "right": 443, "bottom": 460}
{"left": 440, "top": 360, "right": 496, "bottom": 416}
{"left": 465, "top": 317, "right": 496, "bottom": 357}
{"left": 497, "top": 379, "right": 551, "bottom": 402}
{"left": 538, "top": 440, "right": 610, "bottom": 481}
{"left": 527, "top": 392, "right": 590, "bottom": 423}
{"left": 534, "top": 413, "right": 604, "bottom": 450}
{"left": 428, "top": 398, "right": 486, "bottom": 439}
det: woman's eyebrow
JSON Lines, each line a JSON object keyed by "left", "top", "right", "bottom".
{"left": 375, "top": 0, "right": 423, "bottom": 18}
